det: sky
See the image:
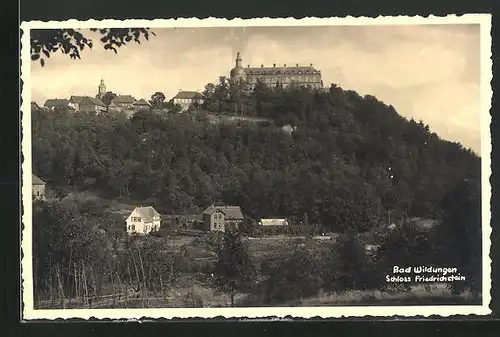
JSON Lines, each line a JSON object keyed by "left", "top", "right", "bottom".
{"left": 30, "top": 24, "right": 482, "bottom": 153}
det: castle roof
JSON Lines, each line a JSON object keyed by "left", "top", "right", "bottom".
{"left": 246, "top": 65, "right": 321, "bottom": 76}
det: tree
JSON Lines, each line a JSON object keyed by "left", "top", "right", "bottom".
{"left": 30, "top": 28, "right": 155, "bottom": 67}
{"left": 101, "top": 92, "right": 117, "bottom": 107}
{"left": 302, "top": 212, "right": 312, "bottom": 239}
{"left": 212, "top": 230, "right": 255, "bottom": 307}
{"left": 435, "top": 179, "right": 482, "bottom": 296}
{"left": 150, "top": 92, "right": 166, "bottom": 108}
{"left": 330, "top": 231, "right": 373, "bottom": 290}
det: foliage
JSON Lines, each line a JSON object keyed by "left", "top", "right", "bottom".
{"left": 434, "top": 179, "right": 482, "bottom": 295}
{"left": 32, "top": 82, "right": 479, "bottom": 234}
{"left": 255, "top": 242, "right": 329, "bottom": 305}
{"left": 150, "top": 92, "right": 166, "bottom": 108}
{"left": 30, "top": 28, "right": 155, "bottom": 67}
{"left": 212, "top": 230, "right": 255, "bottom": 306}
{"left": 331, "top": 232, "right": 379, "bottom": 290}
{"left": 101, "top": 92, "right": 118, "bottom": 106}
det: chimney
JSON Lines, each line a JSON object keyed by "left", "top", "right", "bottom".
{"left": 284, "top": 64, "right": 286, "bottom": 67}
{"left": 247, "top": 64, "right": 250, "bottom": 68}
{"left": 296, "top": 63, "right": 298, "bottom": 67}
{"left": 273, "top": 63, "right": 276, "bottom": 67}
{"left": 310, "top": 63, "right": 313, "bottom": 67}
{"left": 261, "top": 64, "right": 263, "bottom": 68}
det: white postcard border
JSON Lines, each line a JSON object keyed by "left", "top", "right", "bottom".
{"left": 20, "top": 14, "right": 492, "bottom": 320}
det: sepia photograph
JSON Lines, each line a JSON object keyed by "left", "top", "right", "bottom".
{"left": 21, "top": 15, "right": 492, "bottom": 319}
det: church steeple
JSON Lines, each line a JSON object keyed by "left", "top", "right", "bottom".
{"left": 97, "top": 79, "right": 106, "bottom": 98}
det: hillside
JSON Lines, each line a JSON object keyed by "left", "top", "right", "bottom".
{"left": 31, "top": 82, "right": 480, "bottom": 233}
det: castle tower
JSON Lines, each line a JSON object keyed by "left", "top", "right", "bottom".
{"left": 97, "top": 79, "right": 106, "bottom": 99}
{"left": 235, "top": 52, "right": 242, "bottom": 68}
{"left": 230, "top": 52, "right": 246, "bottom": 81}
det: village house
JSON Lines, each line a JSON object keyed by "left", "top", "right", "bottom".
{"left": 32, "top": 173, "right": 46, "bottom": 201}
{"left": 259, "top": 218, "right": 289, "bottom": 226}
{"left": 133, "top": 99, "right": 151, "bottom": 112}
{"left": 109, "top": 95, "right": 137, "bottom": 110}
{"left": 171, "top": 91, "right": 203, "bottom": 112}
{"left": 202, "top": 205, "right": 244, "bottom": 232}
{"left": 78, "top": 96, "right": 107, "bottom": 114}
{"left": 125, "top": 206, "right": 161, "bottom": 235}
{"left": 68, "top": 95, "right": 85, "bottom": 111}
{"left": 43, "top": 98, "right": 72, "bottom": 111}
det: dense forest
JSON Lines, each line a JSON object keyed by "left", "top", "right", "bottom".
{"left": 30, "top": 80, "right": 483, "bottom": 307}
{"left": 32, "top": 80, "right": 480, "bottom": 233}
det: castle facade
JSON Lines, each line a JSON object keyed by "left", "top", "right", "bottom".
{"left": 229, "top": 52, "right": 323, "bottom": 90}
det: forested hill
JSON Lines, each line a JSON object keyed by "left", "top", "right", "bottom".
{"left": 31, "top": 82, "right": 480, "bottom": 232}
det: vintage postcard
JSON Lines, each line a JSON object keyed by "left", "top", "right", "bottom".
{"left": 20, "top": 15, "right": 492, "bottom": 320}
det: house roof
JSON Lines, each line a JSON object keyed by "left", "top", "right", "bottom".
{"left": 131, "top": 206, "right": 161, "bottom": 223}
{"left": 44, "top": 99, "right": 70, "bottom": 107}
{"left": 260, "top": 219, "right": 288, "bottom": 226}
{"left": 31, "top": 102, "right": 40, "bottom": 110}
{"left": 79, "top": 96, "right": 106, "bottom": 107}
{"left": 133, "top": 99, "right": 150, "bottom": 106}
{"left": 202, "top": 205, "right": 244, "bottom": 220}
{"left": 112, "top": 95, "right": 136, "bottom": 104}
{"left": 173, "top": 91, "right": 203, "bottom": 100}
{"left": 32, "top": 174, "right": 46, "bottom": 185}
{"left": 70, "top": 95, "right": 86, "bottom": 103}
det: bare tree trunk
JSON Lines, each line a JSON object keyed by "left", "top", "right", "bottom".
{"left": 82, "top": 260, "right": 90, "bottom": 308}
{"left": 169, "top": 257, "right": 174, "bottom": 283}
{"left": 49, "top": 260, "right": 55, "bottom": 307}
{"left": 131, "top": 253, "right": 143, "bottom": 307}
{"left": 116, "top": 271, "right": 124, "bottom": 304}
{"left": 109, "top": 259, "right": 116, "bottom": 307}
{"left": 159, "top": 274, "right": 164, "bottom": 300}
{"left": 137, "top": 248, "right": 148, "bottom": 307}
{"left": 55, "top": 264, "right": 66, "bottom": 309}
{"left": 74, "top": 263, "right": 79, "bottom": 301}
{"left": 90, "top": 265, "right": 98, "bottom": 301}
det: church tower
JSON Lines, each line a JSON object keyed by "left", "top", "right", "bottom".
{"left": 97, "top": 79, "right": 106, "bottom": 99}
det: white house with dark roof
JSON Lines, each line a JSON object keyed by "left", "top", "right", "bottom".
{"left": 201, "top": 205, "right": 244, "bottom": 232}
{"left": 172, "top": 90, "right": 203, "bottom": 112}
{"left": 126, "top": 206, "right": 161, "bottom": 235}
{"left": 32, "top": 173, "right": 46, "bottom": 201}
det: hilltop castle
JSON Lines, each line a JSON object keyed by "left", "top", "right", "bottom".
{"left": 229, "top": 52, "right": 324, "bottom": 90}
